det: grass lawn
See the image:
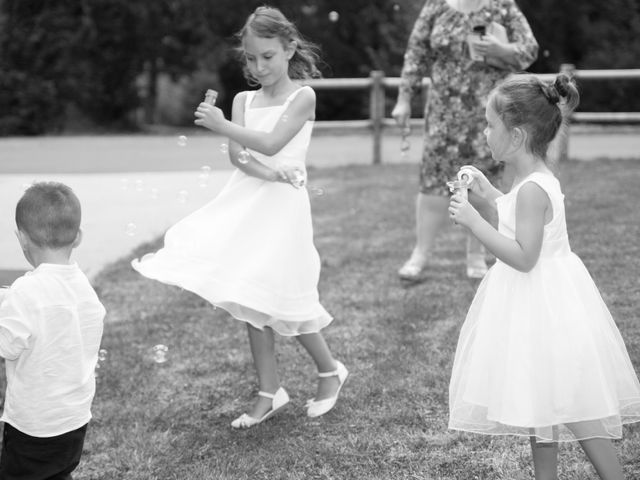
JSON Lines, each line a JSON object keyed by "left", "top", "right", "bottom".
{"left": 57, "top": 159, "right": 640, "bottom": 479}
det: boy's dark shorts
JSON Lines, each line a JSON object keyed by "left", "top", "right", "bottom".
{"left": 0, "top": 422, "right": 87, "bottom": 480}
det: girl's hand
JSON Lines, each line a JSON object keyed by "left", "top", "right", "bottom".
{"left": 449, "top": 193, "right": 481, "bottom": 229}
{"left": 458, "top": 165, "right": 492, "bottom": 200}
{"left": 194, "top": 102, "right": 226, "bottom": 131}
{"left": 274, "top": 166, "right": 305, "bottom": 188}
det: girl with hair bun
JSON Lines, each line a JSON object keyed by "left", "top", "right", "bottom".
{"left": 448, "top": 73, "right": 640, "bottom": 479}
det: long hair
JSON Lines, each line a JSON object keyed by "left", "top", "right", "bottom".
{"left": 489, "top": 73, "right": 580, "bottom": 161}
{"left": 236, "top": 6, "right": 321, "bottom": 86}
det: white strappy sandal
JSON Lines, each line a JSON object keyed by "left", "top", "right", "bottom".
{"left": 306, "top": 361, "right": 349, "bottom": 418}
{"left": 230, "top": 387, "right": 290, "bottom": 429}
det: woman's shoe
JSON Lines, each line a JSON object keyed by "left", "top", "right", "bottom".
{"left": 397, "top": 257, "right": 428, "bottom": 281}
{"left": 307, "top": 361, "right": 349, "bottom": 418}
{"left": 231, "top": 387, "right": 290, "bottom": 429}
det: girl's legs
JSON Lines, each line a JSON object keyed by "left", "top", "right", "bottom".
{"left": 296, "top": 332, "right": 341, "bottom": 400}
{"left": 246, "top": 324, "right": 281, "bottom": 418}
{"left": 567, "top": 421, "right": 624, "bottom": 480}
{"left": 530, "top": 437, "right": 559, "bottom": 480}
{"left": 578, "top": 439, "right": 624, "bottom": 480}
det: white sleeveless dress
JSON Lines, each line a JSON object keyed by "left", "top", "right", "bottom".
{"left": 132, "top": 86, "right": 333, "bottom": 336}
{"left": 448, "top": 172, "right": 640, "bottom": 442}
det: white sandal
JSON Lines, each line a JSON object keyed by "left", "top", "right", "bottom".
{"left": 306, "top": 361, "right": 349, "bottom": 418}
{"left": 231, "top": 387, "right": 290, "bottom": 429}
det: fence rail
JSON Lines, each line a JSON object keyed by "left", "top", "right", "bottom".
{"left": 305, "top": 65, "right": 640, "bottom": 164}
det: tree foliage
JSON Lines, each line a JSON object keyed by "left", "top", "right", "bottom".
{"left": 0, "top": 0, "right": 639, "bottom": 134}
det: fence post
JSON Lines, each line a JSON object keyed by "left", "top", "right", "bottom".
{"left": 369, "top": 70, "right": 385, "bottom": 165}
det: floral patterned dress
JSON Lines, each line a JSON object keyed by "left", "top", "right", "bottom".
{"left": 399, "top": 0, "right": 538, "bottom": 195}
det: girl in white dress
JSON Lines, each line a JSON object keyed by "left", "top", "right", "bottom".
{"left": 448, "top": 73, "right": 640, "bottom": 479}
{"left": 132, "top": 6, "right": 347, "bottom": 428}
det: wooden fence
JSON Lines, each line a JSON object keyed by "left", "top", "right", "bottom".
{"left": 305, "top": 65, "right": 640, "bottom": 164}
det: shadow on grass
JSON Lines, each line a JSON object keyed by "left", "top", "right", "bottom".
{"left": 65, "top": 160, "right": 640, "bottom": 479}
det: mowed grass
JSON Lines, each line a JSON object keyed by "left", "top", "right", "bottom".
{"left": 69, "top": 159, "right": 640, "bottom": 479}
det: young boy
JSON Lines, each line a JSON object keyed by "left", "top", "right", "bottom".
{"left": 0, "top": 182, "right": 105, "bottom": 479}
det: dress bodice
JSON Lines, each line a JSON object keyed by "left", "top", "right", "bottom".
{"left": 495, "top": 172, "right": 571, "bottom": 259}
{"left": 243, "top": 86, "right": 314, "bottom": 170}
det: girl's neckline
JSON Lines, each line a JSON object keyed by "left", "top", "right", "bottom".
{"left": 248, "top": 86, "right": 307, "bottom": 109}
{"left": 509, "top": 170, "right": 555, "bottom": 191}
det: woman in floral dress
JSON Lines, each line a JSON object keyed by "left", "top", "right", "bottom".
{"left": 393, "top": 0, "right": 538, "bottom": 281}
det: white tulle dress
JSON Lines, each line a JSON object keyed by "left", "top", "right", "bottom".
{"left": 449, "top": 172, "right": 640, "bottom": 442}
{"left": 132, "top": 86, "right": 333, "bottom": 336}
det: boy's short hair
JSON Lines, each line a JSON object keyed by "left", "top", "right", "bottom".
{"left": 16, "top": 182, "right": 81, "bottom": 249}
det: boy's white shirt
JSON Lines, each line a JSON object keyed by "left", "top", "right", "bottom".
{"left": 0, "top": 263, "right": 105, "bottom": 437}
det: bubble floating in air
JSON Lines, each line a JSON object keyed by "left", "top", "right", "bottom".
{"left": 98, "top": 349, "right": 108, "bottom": 362}
{"left": 238, "top": 150, "right": 250, "bottom": 164}
{"left": 125, "top": 222, "right": 137, "bottom": 236}
{"left": 177, "top": 190, "right": 189, "bottom": 203}
{"left": 135, "top": 179, "right": 144, "bottom": 192}
{"left": 177, "top": 135, "right": 188, "bottom": 147}
{"left": 152, "top": 344, "right": 168, "bottom": 363}
{"left": 220, "top": 143, "right": 229, "bottom": 154}
{"left": 328, "top": 11, "right": 339, "bottom": 22}
{"left": 149, "top": 187, "right": 159, "bottom": 200}
{"left": 281, "top": 114, "right": 289, "bottom": 123}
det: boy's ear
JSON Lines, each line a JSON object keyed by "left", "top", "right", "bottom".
{"left": 15, "top": 229, "right": 29, "bottom": 250}
{"left": 72, "top": 228, "right": 83, "bottom": 248}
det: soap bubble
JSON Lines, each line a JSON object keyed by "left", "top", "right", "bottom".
{"left": 281, "top": 114, "right": 289, "bottom": 123}
{"left": 393, "top": 4, "right": 400, "bottom": 12}
{"left": 135, "top": 179, "right": 144, "bottom": 192}
{"left": 149, "top": 187, "right": 159, "bottom": 200}
{"left": 177, "top": 135, "right": 188, "bottom": 147}
{"left": 220, "top": 143, "right": 229, "bottom": 154}
{"left": 198, "top": 165, "right": 211, "bottom": 187}
{"left": 328, "top": 11, "right": 339, "bottom": 22}
{"left": 238, "top": 150, "right": 250, "bottom": 164}
{"left": 125, "top": 222, "right": 137, "bottom": 236}
{"left": 177, "top": 190, "right": 189, "bottom": 203}
{"left": 98, "top": 349, "right": 108, "bottom": 362}
{"left": 309, "top": 186, "right": 324, "bottom": 196}
{"left": 152, "top": 344, "right": 168, "bottom": 363}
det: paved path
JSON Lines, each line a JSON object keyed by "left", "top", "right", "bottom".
{"left": 0, "top": 127, "right": 638, "bottom": 283}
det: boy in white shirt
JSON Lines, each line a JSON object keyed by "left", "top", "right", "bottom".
{"left": 0, "top": 182, "right": 105, "bottom": 480}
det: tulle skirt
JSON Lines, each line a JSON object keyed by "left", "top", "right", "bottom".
{"left": 448, "top": 253, "right": 640, "bottom": 442}
{"left": 132, "top": 170, "right": 332, "bottom": 336}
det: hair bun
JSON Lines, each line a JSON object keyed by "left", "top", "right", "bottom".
{"left": 554, "top": 74, "right": 570, "bottom": 98}
{"left": 542, "top": 83, "right": 560, "bottom": 105}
